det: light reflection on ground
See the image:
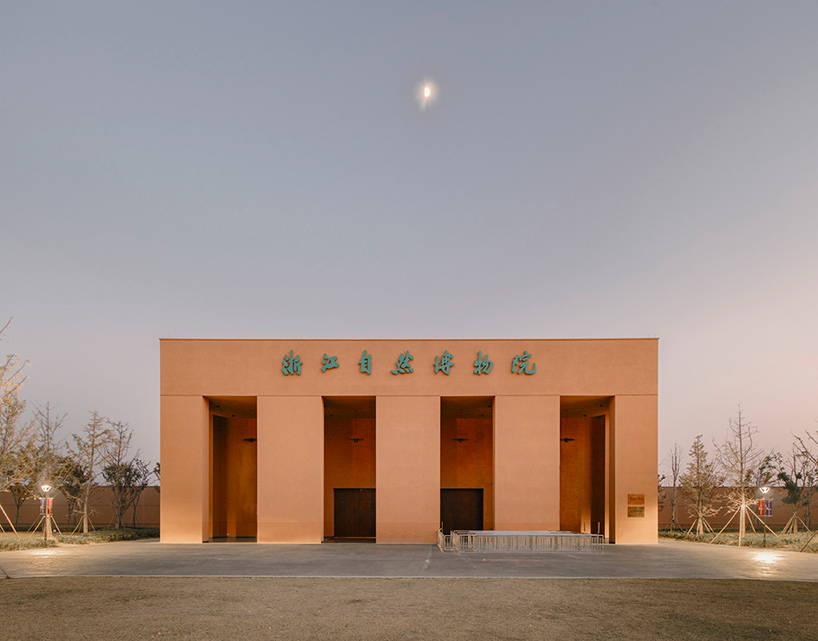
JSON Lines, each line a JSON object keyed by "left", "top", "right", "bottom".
{"left": 29, "top": 548, "right": 63, "bottom": 557}
{"left": 751, "top": 551, "right": 783, "bottom": 577}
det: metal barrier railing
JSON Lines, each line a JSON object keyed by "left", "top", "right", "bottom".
{"left": 437, "top": 528, "right": 456, "bottom": 551}
{"left": 438, "top": 530, "right": 604, "bottom": 553}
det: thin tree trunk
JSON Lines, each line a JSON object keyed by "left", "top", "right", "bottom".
{"left": 82, "top": 486, "right": 90, "bottom": 534}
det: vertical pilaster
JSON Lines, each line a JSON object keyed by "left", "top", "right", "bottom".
{"left": 257, "top": 395, "right": 324, "bottom": 543}
{"left": 494, "top": 395, "right": 560, "bottom": 530}
{"left": 160, "top": 395, "right": 210, "bottom": 542}
{"left": 376, "top": 396, "right": 440, "bottom": 543}
{"left": 610, "top": 394, "right": 658, "bottom": 543}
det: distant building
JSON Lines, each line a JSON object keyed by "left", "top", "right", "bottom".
{"left": 160, "top": 338, "right": 658, "bottom": 544}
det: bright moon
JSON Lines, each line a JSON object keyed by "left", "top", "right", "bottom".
{"left": 417, "top": 80, "right": 437, "bottom": 111}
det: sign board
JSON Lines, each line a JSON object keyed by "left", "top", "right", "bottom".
{"left": 627, "top": 494, "right": 645, "bottom": 518}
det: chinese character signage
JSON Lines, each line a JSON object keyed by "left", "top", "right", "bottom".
{"left": 358, "top": 350, "right": 372, "bottom": 374}
{"left": 391, "top": 351, "right": 414, "bottom": 375}
{"left": 434, "top": 350, "right": 454, "bottom": 375}
{"left": 279, "top": 347, "right": 541, "bottom": 377}
{"left": 511, "top": 351, "right": 536, "bottom": 375}
{"left": 282, "top": 350, "right": 302, "bottom": 376}
{"left": 321, "top": 354, "right": 339, "bottom": 372}
{"left": 473, "top": 351, "right": 493, "bottom": 375}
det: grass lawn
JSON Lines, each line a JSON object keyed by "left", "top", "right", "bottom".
{"left": 2, "top": 576, "right": 816, "bottom": 640}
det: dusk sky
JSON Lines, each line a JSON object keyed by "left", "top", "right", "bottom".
{"left": 3, "top": 2, "right": 817, "bottom": 470}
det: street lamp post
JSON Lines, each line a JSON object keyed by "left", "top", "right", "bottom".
{"left": 40, "top": 483, "right": 53, "bottom": 542}
{"left": 760, "top": 486, "right": 770, "bottom": 547}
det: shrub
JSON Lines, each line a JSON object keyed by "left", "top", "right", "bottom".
{"left": 0, "top": 536, "right": 58, "bottom": 551}
{"left": 56, "top": 527, "right": 159, "bottom": 545}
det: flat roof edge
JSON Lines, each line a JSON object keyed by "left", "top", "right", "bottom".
{"left": 159, "top": 337, "right": 659, "bottom": 342}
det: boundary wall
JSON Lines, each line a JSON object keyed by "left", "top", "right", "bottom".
{"left": 0, "top": 487, "right": 160, "bottom": 529}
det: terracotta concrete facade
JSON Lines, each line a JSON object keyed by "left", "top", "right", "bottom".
{"left": 160, "top": 338, "right": 658, "bottom": 544}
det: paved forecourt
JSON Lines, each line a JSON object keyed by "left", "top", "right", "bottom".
{"left": 2, "top": 539, "right": 816, "bottom": 581}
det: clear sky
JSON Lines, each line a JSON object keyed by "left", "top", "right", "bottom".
{"left": 3, "top": 2, "right": 817, "bottom": 470}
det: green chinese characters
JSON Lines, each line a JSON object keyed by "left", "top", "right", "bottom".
{"left": 434, "top": 350, "right": 455, "bottom": 375}
{"left": 359, "top": 350, "right": 372, "bottom": 374}
{"left": 321, "top": 354, "right": 339, "bottom": 372}
{"left": 473, "top": 351, "right": 493, "bottom": 375}
{"left": 282, "top": 350, "right": 302, "bottom": 376}
{"left": 391, "top": 350, "right": 414, "bottom": 375}
{"left": 511, "top": 350, "right": 536, "bottom": 375}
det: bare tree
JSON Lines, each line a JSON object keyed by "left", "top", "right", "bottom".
{"left": 100, "top": 421, "right": 155, "bottom": 528}
{"left": 6, "top": 442, "right": 39, "bottom": 527}
{"left": 0, "top": 386, "right": 31, "bottom": 490}
{"left": 32, "top": 402, "right": 67, "bottom": 486}
{"left": 773, "top": 446, "right": 813, "bottom": 534}
{"left": 103, "top": 457, "right": 153, "bottom": 528}
{"left": 0, "top": 320, "right": 33, "bottom": 532}
{"left": 0, "top": 396, "right": 33, "bottom": 531}
{"left": 58, "top": 455, "right": 89, "bottom": 525}
{"left": 0, "top": 319, "right": 32, "bottom": 487}
{"left": 102, "top": 421, "right": 136, "bottom": 528}
{"left": 126, "top": 458, "right": 153, "bottom": 527}
{"left": 793, "top": 426, "right": 818, "bottom": 529}
{"left": 680, "top": 435, "right": 721, "bottom": 535}
{"left": 69, "top": 411, "right": 112, "bottom": 533}
{"left": 7, "top": 483, "right": 28, "bottom": 527}
{"left": 0, "top": 318, "right": 28, "bottom": 401}
{"left": 713, "top": 405, "right": 775, "bottom": 546}
{"left": 665, "top": 443, "right": 683, "bottom": 531}
{"left": 657, "top": 472, "right": 667, "bottom": 514}
{"left": 5, "top": 403, "right": 71, "bottom": 532}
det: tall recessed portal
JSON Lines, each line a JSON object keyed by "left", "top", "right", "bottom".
{"left": 324, "top": 397, "right": 376, "bottom": 539}
{"left": 559, "top": 397, "right": 608, "bottom": 535}
{"left": 210, "top": 396, "right": 258, "bottom": 540}
{"left": 440, "top": 397, "right": 494, "bottom": 533}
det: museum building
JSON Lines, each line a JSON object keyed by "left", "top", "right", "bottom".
{"left": 160, "top": 338, "right": 658, "bottom": 544}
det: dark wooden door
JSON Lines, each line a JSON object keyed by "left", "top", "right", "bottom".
{"left": 440, "top": 489, "right": 483, "bottom": 534}
{"left": 333, "top": 488, "right": 376, "bottom": 538}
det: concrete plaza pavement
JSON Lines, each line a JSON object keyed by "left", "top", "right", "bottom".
{"left": 2, "top": 539, "right": 817, "bottom": 581}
